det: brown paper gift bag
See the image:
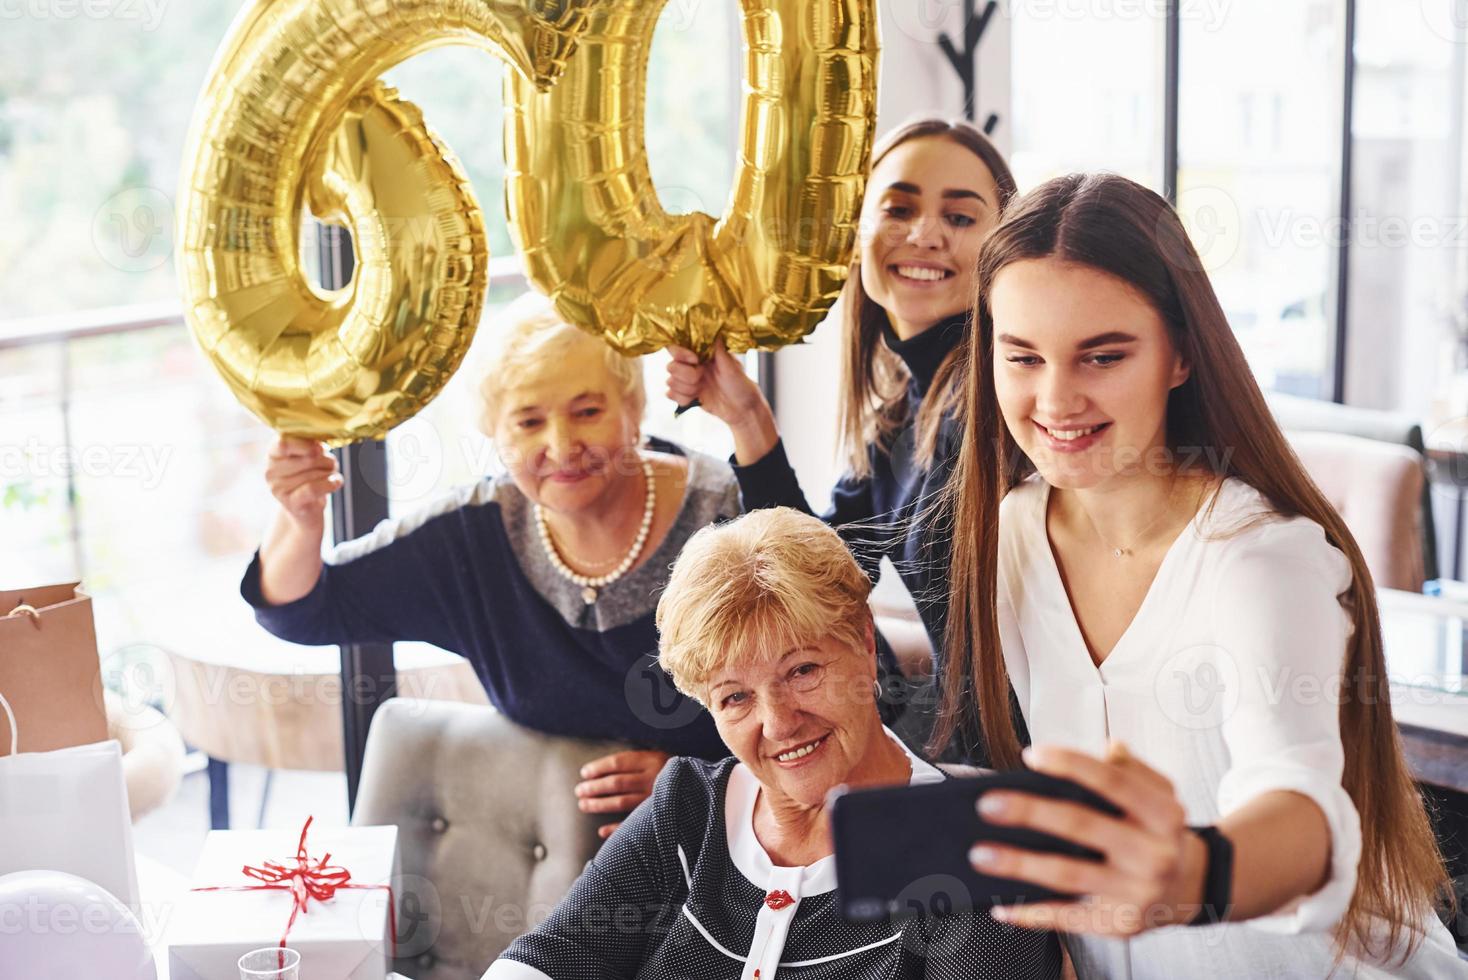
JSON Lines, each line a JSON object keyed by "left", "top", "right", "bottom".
{"left": 0, "top": 583, "right": 108, "bottom": 755}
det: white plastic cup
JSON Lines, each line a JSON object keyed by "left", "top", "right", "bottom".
{"left": 238, "top": 946, "right": 301, "bottom": 980}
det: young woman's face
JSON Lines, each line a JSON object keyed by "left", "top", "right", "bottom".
{"left": 990, "top": 258, "right": 1191, "bottom": 491}
{"left": 859, "top": 136, "right": 1001, "bottom": 339}
{"left": 492, "top": 341, "right": 642, "bottom": 515}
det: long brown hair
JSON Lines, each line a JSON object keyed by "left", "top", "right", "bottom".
{"left": 838, "top": 119, "right": 1017, "bottom": 478}
{"left": 936, "top": 172, "right": 1450, "bottom": 960}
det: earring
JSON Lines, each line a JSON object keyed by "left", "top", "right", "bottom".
{"left": 872, "top": 680, "right": 882, "bottom": 701}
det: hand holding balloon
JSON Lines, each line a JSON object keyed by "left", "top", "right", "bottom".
{"left": 265, "top": 437, "right": 342, "bottom": 532}
{"left": 665, "top": 341, "right": 779, "bottom": 465}
{"left": 259, "top": 438, "right": 338, "bottom": 606}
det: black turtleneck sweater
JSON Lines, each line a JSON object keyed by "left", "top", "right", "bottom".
{"left": 731, "top": 313, "right": 965, "bottom": 683}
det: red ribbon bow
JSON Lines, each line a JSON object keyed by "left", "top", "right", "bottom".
{"left": 192, "top": 816, "right": 396, "bottom": 956}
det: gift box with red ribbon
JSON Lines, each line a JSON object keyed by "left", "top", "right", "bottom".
{"left": 166, "top": 818, "right": 399, "bottom": 980}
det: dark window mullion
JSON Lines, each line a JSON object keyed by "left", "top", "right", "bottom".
{"left": 318, "top": 222, "right": 396, "bottom": 815}
{"left": 1162, "top": 0, "right": 1180, "bottom": 206}
{"left": 1331, "top": 0, "right": 1357, "bottom": 405}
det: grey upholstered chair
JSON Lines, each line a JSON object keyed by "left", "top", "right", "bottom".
{"left": 1285, "top": 430, "right": 1428, "bottom": 591}
{"left": 1268, "top": 391, "right": 1438, "bottom": 585}
{"left": 351, "top": 698, "right": 632, "bottom": 980}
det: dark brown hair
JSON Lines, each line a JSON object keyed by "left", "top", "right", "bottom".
{"left": 936, "top": 172, "right": 1449, "bottom": 960}
{"left": 838, "top": 119, "right": 1017, "bottom": 477}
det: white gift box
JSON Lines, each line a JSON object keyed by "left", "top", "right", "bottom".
{"left": 166, "top": 822, "right": 399, "bottom": 980}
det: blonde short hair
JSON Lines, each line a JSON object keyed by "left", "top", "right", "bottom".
{"left": 477, "top": 291, "right": 646, "bottom": 434}
{"left": 656, "top": 507, "right": 874, "bottom": 700}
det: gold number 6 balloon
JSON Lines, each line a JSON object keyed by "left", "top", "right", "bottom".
{"left": 506, "top": 0, "right": 880, "bottom": 356}
{"left": 176, "top": 1, "right": 594, "bottom": 445}
{"left": 177, "top": 0, "right": 878, "bottom": 445}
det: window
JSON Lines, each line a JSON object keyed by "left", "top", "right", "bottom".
{"left": 382, "top": 0, "right": 746, "bottom": 516}
{"left": 0, "top": 3, "right": 242, "bottom": 318}
{"left": 1, "top": 2, "right": 746, "bottom": 648}
{"left": 1009, "top": 4, "right": 1167, "bottom": 192}
{"left": 1176, "top": 0, "right": 1346, "bottom": 400}
{"left": 1345, "top": 1, "right": 1467, "bottom": 420}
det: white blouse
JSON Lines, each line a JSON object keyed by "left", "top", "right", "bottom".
{"left": 998, "top": 476, "right": 1462, "bottom": 979}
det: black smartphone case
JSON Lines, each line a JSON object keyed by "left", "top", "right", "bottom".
{"left": 831, "top": 769, "right": 1122, "bottom": 923}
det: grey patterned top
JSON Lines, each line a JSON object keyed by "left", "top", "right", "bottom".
{"left": 498, "top": 444, "right": 741, "bottom": 632}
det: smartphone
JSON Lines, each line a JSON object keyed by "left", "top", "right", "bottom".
{"left": 830, "top": 769, "right": 1122, "bottom": 923}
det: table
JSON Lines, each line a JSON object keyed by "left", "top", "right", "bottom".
{"left": 142, "top": 852, "right": 414, "bottom": 978}
{"left": 1381, "top": 588, "right": 1468, "bottom": 792}
{"left": 121, "top": 562, "right": 488, "bottom": 828}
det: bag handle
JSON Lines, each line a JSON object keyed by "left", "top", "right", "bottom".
{"left": 0, "top": 691, "right": 16, "bottom": 757}
{"left": 1, "top": 602, "right": 35, "bottom": 756}
{"left": 4, "top": 602, "right": 41, "bottom": 629}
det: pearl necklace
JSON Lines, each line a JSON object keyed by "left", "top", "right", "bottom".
{"left": 535, "top": 458, "right": 656, "bottom": 605}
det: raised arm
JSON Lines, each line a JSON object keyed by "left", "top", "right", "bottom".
{"left": 243, "top": 436, "right": 469, "bottom": 652}
{"left": 665, "top": 341, "right": 879, "bottom": 530}
{"left": 258, "top": 436, "right": 338, "bottom": 604}
{"left": 665, "top": 340, "right": 778, "bottom": 466}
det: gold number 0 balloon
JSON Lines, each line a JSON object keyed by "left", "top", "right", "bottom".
{"left": 505, "top": 0, "right": 880, "bottom": 355}
{"left": 176, "top": 1, "right": 594, "bottom": 445}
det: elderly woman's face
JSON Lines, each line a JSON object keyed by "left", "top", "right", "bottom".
{"left": 706, "top": 633, "right": 882, "bottom": 809}
{"left": 492, "top": 341, "right": 641, "bottom": 514}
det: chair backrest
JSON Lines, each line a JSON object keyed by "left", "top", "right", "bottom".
{"left": 1269, "top": 392, "right": 1438, "bottom": 583}
{"left": 351, "top": 698, "right": 632, "bottom": 980}
{"left": 1286, "top": 431, "right": 1427, "bottom": 591}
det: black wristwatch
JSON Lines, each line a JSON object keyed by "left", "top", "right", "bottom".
{"left": 1186, "top": 825, "right": 1234, "bottom": 926}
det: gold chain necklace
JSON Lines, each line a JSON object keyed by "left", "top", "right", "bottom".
{"left": 1081, "top": 475, "right": 1180, "bottom": 559}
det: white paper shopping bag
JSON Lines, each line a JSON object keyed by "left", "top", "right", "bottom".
{"left": 0, "top": 691, "right": 140, "bottom": 910}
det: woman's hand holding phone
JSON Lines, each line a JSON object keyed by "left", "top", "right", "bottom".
{"left": 971, "top": 742, "right": 1208, "bottom": 936}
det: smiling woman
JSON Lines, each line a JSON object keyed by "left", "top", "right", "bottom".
{"left": 241, "top": 292, "right": 743, "bottom": 837}
{"left": 484, "top": 507, "right": 1064, "bottom": 980}
{"left": 664, "top": 120, "right": 1019, "bottom": 758}
{"left": 938, "top": 173, "right": 1461, "bottom": 978}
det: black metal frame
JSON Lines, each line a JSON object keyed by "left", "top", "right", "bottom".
{"left": 318, "top": 224, "right": 397, "bottom": 814}
{"left": 1162, "top": 0, "right": 1358, "bottom": 403}
{"left": 1330, "top": 0, "right": 1358, "bottom": 405}
{"left": 1162, "top": 0, "right": 1180, "bottom": 205}
{"left": 757, "top": 351, "right": 777, "bottom": 413}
